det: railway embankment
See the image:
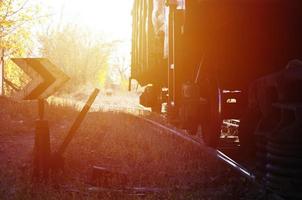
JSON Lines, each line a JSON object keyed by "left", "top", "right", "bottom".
{"left": 0, "top": 97, "right": 264, "bottom": 199}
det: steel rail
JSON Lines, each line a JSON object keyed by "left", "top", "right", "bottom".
{"left": 138, "top": 116, "right": 255, "bottom": 181}
{"left": 216, "top": 150, "right": 255, "bottom": 180}
{"left": 48, "top": 95, "right": 255, "bottom": 181}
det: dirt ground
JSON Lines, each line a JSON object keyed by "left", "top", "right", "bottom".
{"left": 0, "top": 96, "right": 265, "bottom": 199}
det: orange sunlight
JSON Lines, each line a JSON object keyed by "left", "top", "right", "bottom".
{"left": 44, "top": 0, "right": 134, "bottom": 40}
{"left": 37, "top": 0, "right": 134, "bottom": 90}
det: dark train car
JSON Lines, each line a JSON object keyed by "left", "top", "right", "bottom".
{"left": 131, "top": 0, "right": 168, "bottom": 113}
{"left": 131, "top": 0, "right": 302, "bottom": 145}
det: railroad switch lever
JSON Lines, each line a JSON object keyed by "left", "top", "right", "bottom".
{"left": 51, "top": 88, "right": 100, "bottom": 172}
{"left": 32, "top": 89, "right": 100, "bottom": 181}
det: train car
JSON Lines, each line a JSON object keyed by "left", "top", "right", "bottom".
{"left": 131, "top": 1, "right": 302, "bottom": 197}
{"left": 131, "top": 0, "right": 168, "bottom": 112}
{"left": 131, "top": 0, "right": 302, "bottom": 148}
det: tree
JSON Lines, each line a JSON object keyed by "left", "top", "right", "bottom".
{"left": 0, "top": 0, "right": 43, "bottom": 56}
{"left": 0, "top": 0, "right": 41, "bottom": 94}
{"left": 109, "top": 53, "right": 130, "bottom": 90}
{"left": 38, "top": 25, "right": 114, "bottom": 92}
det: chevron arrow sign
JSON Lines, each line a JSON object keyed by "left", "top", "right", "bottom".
{"left": 11, "top": 58, "right": 69, "bottom": 100}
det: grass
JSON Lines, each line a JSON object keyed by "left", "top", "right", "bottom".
{"left": 0, "top": 96, "right": 263, "bottom": 199}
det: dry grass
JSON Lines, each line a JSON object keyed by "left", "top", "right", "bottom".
{"left": 0, "top": 96, "right": 263, "bottom": 199}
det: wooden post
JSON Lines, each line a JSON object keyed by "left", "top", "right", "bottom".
{"left": 32, "top": 99, "right": 51, "bottom": 181}
{"left": 51, "top": 89, "right": 99, "bottom": 172}
{"left": 57, "top": 88, "right": 100, "bottom": 155}
{"left": 33, "top": 120, "right": 51, "bottom": 181}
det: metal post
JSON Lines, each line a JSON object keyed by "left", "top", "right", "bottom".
{"left": 168, "top": 3, "right": 176, "bottom": 106}
{"left": 33, "top": 99, "right": 51, "bottom": 181}
{"left": 166, "top": 2, "right": 177, "bottom": 120}
{"left": 33, "top": 119, "right": 51, "bottom": 181}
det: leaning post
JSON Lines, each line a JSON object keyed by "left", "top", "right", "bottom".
{"left": 51, "top": 88, "right": 100, "bottom": 171}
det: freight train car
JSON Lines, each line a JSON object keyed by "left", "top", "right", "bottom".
{"left": 131, "top": 0, "right": 302, "bottom": 149}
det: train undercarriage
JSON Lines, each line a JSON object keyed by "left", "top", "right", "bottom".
{"left": 131, "top": 0, "right": 302, "bottom": 198}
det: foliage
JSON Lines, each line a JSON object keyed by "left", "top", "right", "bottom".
{"left": 109, "top": 54, "right": 130, "bottom": 90}
{"left": 0, "top": 0, "right": 42, "bottom": 56}
{"left": 0, "top": 0, "right": 42, "bottom": 94}
{"left": 38, "top": 25, "right": 114, "bottom": 91}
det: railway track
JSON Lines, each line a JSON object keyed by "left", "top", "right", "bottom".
{"left": 48, "top": 95, "right": 298, "bottom": 199}
{"left": 136, "top": 113, "right": 301, "bottom": 199}
{"left": 136, "top": 114, "right": 256, "bottom": 181}
{"left": 49, "top": 95, "right": 256, "bottom": 181}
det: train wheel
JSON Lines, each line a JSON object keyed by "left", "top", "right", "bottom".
{"left": 140, "top": 85, "right": 162, "bottom": 113}
{"left": 179, "top": 104, "right": 199, "bottom": 135}
{"left": 200, "top": 78, "right": 222, "bottom": 147}
{"left": 179, "top": 83, "right": 201, "bottom": 135}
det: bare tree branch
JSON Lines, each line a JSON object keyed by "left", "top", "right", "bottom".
{"left": 7, "top": 0, "right": 29, "bottom": 18}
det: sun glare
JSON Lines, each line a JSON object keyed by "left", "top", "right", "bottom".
{"left": 33, "top": 0, "right": 134, "bottom": 87}
{"left": 45, "top": 0, "right": 134, "bottom": 40}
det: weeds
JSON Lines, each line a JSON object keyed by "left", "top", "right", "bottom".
{"left": 0, "top": 97, "right": 262, "bottom": 199}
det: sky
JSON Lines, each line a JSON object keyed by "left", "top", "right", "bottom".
{"left": 39, "top": 0, "right": 134, "bottom": 41}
